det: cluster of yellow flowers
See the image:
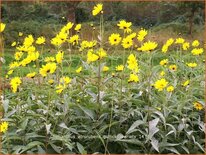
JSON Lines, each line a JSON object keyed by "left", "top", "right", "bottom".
{"left": 127, "top": 54, "right": 139, "bottom": 82}
{"left": 80, "top": 40, "right": 97, "bottom": 51}
{"left": 161, "top": 37, "right": 203, "bottom": 56}
{"left": 51, "top": 22, "right": 73, "bottom": 47}
{"left": 1, "top": 3, "right": 204, "bottom": 113}
{"left": 56, "top": 77, "right": 71, "bottom": 94}
{"left": 108, "top": 24, "right": 158, "bottom": 52}
{"left": 87, "top": 48, "right": 107, "bottom": 63}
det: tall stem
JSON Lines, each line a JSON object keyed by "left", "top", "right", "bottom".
{"left": 97, "top": 14, "right": 103, "bottom": 105}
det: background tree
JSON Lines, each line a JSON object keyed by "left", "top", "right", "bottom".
{"left": 178, "top": 2, "right": 204, "bottom": 35}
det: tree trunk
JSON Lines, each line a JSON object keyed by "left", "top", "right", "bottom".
{"left": 67, "top": 5, "right": 76, "bottom": 24}
{"left": 188, "top": 10, "right": 195, "bottom": 35}
{"left": 66, "top": 2, "right": 80, "bottom": 24}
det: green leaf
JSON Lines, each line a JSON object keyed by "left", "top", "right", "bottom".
{"left": 147, "top": 118, "right": 159, "bottom": 141}
{"left": 116, "top": 139, "right": 144, "bottom": 147}
{"left": 151, "top": 138, "right": 159, "bottom": 152}
{"left": 166, "top": 123, "right": 177, "bottom": 137}
{"left": 78, "top": 105, "right": 95, "bottom": 121}
{"left": 126, "top": 120, "right": 144, "bottom": 135}
{"left": 77, "top": 142, "right": 87, "bottom": 154}
{"left": 19, "top": 141, "right": 44, "bottom": 154}
{"left": 192, "top": 136, "right": 205, "bottom": 153}
{"left": 2, "top": 99, "right": 9, "bottom": 113}
{"left": 181, "top": 145, "right": 189, "bottom": 154}
{"left": 21, "top": 118, "right": 29, "bottom": 130}
{"left": 37, "top": 145, "right": 46, "bottom": 154}
{"left": 166, "top": 147, "right": 180, "bottom": 154}
{"left": 49, "top": 143, "right": 62, "bottom": 153}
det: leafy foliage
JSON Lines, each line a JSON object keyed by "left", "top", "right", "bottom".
{"left": 1, "top": 2, "right": 205, "bottom": 154}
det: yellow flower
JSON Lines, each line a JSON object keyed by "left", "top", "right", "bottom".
{"left": 26, "top": 72, "right": 36, "bottom": 78}
{"left": 169, "top": 65, "right": 177, "bottom": 71}
{"left": 128, "top": 73, "right": 139, "bottom": 83}
{"left": 65, "top": 22, "right": 74, "bottom": 30}
{"left": 175, "top": 38, "right": 185, "bottom": 44}
{"left": 167, "top": 86, "right": 174, "bottom": 92}
{"left": 14, "top": 52, "right": 23, "bottom": 61}
{"left": 191, "top": 48, "right": 204, "bottom": 55}
{"left": 162, "top": 38, "right": 174, "bottom": 53}
{"left": 75, "top": 24, "right": 81, "bottom": 32}
{"left": 0, "top": 23, "right": 6, "bottom": 32}
{"left": 161, "top": 44, "right": 168, "bottom": 53}
{"left": 193, "top": 102, "right": 203, "bottom": 110}
{"left": 182, "top": 42, "right": 190, "bottom": 51}
{"left": 182, "top": 80, "right": 190, "bottom": 87}
{"left": 48, "top": 79, "right": 54, "bottom": 85}
{"left": 87, "top": 41, "right": 97, "bottom": 48}
{"left": 16, "top": 45, "right": 36, "bottom": 53}
{"left": 103, "top": 66, "right": 109, "bottom": 72}
{"left": 127, "top": 54, "right": 138, "bottom": 73}
{"left": 58, "top": 31, "right": 68, "bottom": 41}
{"left": 127, "top": 33, "right": 136, "bottom": 40}
{"left": 192, "top": 40, "right": 200, "bottom": 47}
{"left": 159, "top": 59, "right": 168, "bottom": 66}
{"left": 51, "top": 37, "right": 64, "bottom": 47}
{"left": 122, "top": 37, "right": 133, "bottom": 49}
{"left": 7, "top": 70, "right": 14, "bottom": 75}
{"left": 23, "top": 35, "right": 34, "bottom": 47}
{"left": 44, "top": 56, "right": 55, "bottom": 62}
{"left": 56, "top": 51, "right": 64, "bottom": 64}
{"left": 10, "top": 77, "right": 22, "bottom": 93}
{"left": 80, "top": 40, "right": 97, "bottom": 51}
{"left": 117, "top": 20, "right": 132, "bottom": 33}
{"left": 56, "top": 84, "right": 66, "bottom": 94}
{"left": 116, "top": 65, "right": 124, "bottom": 72}
{"left": 36, "top": 36, "right": 46, "bottom": 45}
{"left": 137, "top": 29, "right": 147, "bottom": 41}
{"left": 19, "top": 32, "right": 23, "bottom": 37}
{"left": 19, "top": 57, "right": 32, "bottom": 67}
{"left": 29, "top": 51, "right": 40, "bottom": 61}
{"left": 92, "top": 3, "right": 103, "bottom": 16}
{"left": 76, "top": 66, "right": 82, "bottom": 73}
{"left": 160, "top": 71, "right": 165, "bottom": 76}
{"left": 97, "top": 48, "right": 107, "bottom": 59}
{"left": 154, "top": 78, "right": 168, "bottom": 91}
{"left": 87, "top": 50, "right": 99, "bottom": 63}
{"left": 11, "top": 41, "right": 17, "bottom": 47}
{"left": 0, "top": 122, "right": 8, "bottom": 133}
{"left": 108, "top": 33, "right": 122, "bottom": 46}
{"left": 165, "top": 38, "right": 174, "bottom": 46}
{"left": 68, "top": 35, "right": 79, "bottom": 45}
{"left": 186, "top": 62, "right": 197, "bottom": 68}
{"left": 60, "top": 76, "right": 71, "bottom": 85}
{"left": 39, "top": 63, "right": 57, "bottom": 77}
{"left": 9, "top": 61, "right": 20, "bottom": 69}
{"left": 137, "top": 41, "right": 158, "bottom": 52}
